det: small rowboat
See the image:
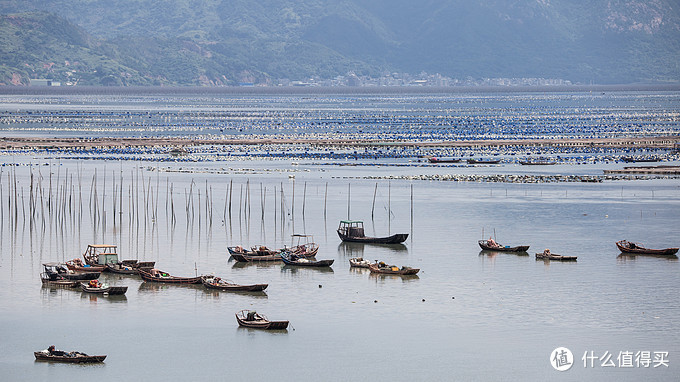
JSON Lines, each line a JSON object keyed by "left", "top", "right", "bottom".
{"left": 200, "top": 275, "right": 268, "bottom": 292}
{"left": 535, "top": 252, "right": 577, "bottom": 261}
{"left": 65, "top": 259, "right": 107, "bottom": 273}
{"left": 80, "top": 282, "right": 128, "bottom": 295}
{"left": 428, "top": 157, "right": 461, "bottom": 163}
{"left": 280, "top": 251, "right": 334, "bottom": 267}
{"left": 467, "top": 158, "right": 501, "bottom": 164}
{"left": 478, "top": 240, "right": 530, "bottom": 252}
{"left": 34, "top": 349, "right": 106, "bottom": 363}
{"left": 40, "top": 274, "right": 79, "bottom": 288}
{"left": 42, "top": 263, "right": 100, "bottom": 281}
{"left": 137, "top": 268, "right": 202, "bottom": 284}
{"left": 349, "top": 257, "right": 371, "bottom": 268}
{"left": 105, "top": 263, "right": 138, "bottom": 274}
{"left": 235, "top": 310, "right": 288, "bottom": 330}
{"left": 368, "top": 262, "right": 420, "bottom": 275}
{"left": 616, "top": 240, "right": 678, "bottom": 256}
{"left": 231, "top": 252, "right": 282, "bottom": 262}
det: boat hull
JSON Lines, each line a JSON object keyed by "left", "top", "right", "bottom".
{"left": 337, "top": 231, "right": 408, "bottom": 244}
{"left": 34, "top": 352, "right": 106, "bottom": 363}
{"left": 201, "top": 276, "right": 268, "bottom": 291}
{"left": 478, "top": 240, "right": 529, "bottom": 252}
{"left": 535, "top": 253, "right": 577, "bottom": 261}
{"left": 616, "top": 241, "right": 678, "bottom": 256}
{"left": 368, "top": 263, "right": 419, "bottom": 275}
{"left": 80, "top": 284, "right": 128, "bottom": 295}
{"left": 137, "top": 268, "right": 202, "bottom": 284}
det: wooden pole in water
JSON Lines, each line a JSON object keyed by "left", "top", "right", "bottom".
{"left": 323, "top": 182, "right": 328, "bottom": 219}
{"left": 347, "top": 183, "right": 350, "bottom": 219}
{"left": 302, "top": 181, "right": 307, "bottom": 217}
{"left": 371, "top": 182, "right": 378, "bottom": 220}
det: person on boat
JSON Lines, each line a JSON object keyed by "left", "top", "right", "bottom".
{"left": 543, "top": 249, "right": 551, "bottom": 256}
{"left": 487, "top": 237, "right": 499, "bottom": 248}
{"left": 88, "top": 279, "right": 101, "bottom": 288}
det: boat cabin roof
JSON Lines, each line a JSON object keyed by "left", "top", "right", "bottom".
{"left": 339, "top": 220, "right": 364, "bottom": 225}
{"left": 87, "top": 244, "right": 117, "bottom": 249}
{"left": 43, "top": 262, "right": 66, "bottom": 268}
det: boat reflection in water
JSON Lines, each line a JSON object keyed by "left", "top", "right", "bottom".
{"left": 337, "top": 241, "right": 408, "bottom": 259}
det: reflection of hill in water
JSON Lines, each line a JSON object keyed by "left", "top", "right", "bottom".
{"left": 337, "top": 242, "right": 408, "bottom": 258}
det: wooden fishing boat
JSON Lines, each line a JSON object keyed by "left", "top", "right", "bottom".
{"left": 83, "top": 244, "right": 154, "bottom": 270}
{"left": 535, "top": 251, "right": 577, "bottom": 261}
{"left": 428, "top": 157, "right": 461, "bottom": 163}
{"left": 200, "top": 275, "right": 268, "bottom": 292}
{"left": 40, "top": 273, "right": 79, "bottom": 288}
{"left": 616, "top": 240, "right": 678, "bottom": 256}
{"left": 349, "top": 257, "right": 372, "bottom": 268}
{"left": 80, "top": 280, "right": 128, "bottom": 295}
{"left": 231, "top": 252, "right": 282, "bottom": 262}
{"left": 235, "top": 310, "right": 288, "bottom": 330}
{"left": 42, "top": 263, "right": 100, "bottom": 281}
{"left": 337, "top": 220, "right": 408, "bottom": 244}
{"left": 65, "top": 259, "right": 107, "bottom": 273}
{"left": 467, "top": 158, "right": 501, "bottom": 164}
{"left": 83, "top": 244, "right": 121, "bottom": 266}
{"left": 34, "top": 348, "right": 106, "bottom": 363}
{"left": 519, "top": 158, "right": 556, "bottom": 165}
{"left": 137, "top": 268, "right": 202, "bottom": 284}
{"left": 229, "top": 235, "right": 319, "bottom": 260}
{"left": 478, "top": 240, "right": 529, "bottom": 252}
{"left": 105, "top": 263, "right": 138, "bottom": 274}
{"left": 280, "top": 251, "right": 334, "bottom": 267}
{"left": 368, "top": 262, "right": 420, "bottom": 275}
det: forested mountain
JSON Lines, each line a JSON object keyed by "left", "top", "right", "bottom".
{"left": 1, "top": 1, "right": 678, "bottom": 86}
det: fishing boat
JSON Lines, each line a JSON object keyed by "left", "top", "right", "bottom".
{"left": 200, "top": 275, "right": 268, "bottom": 292}
{"left": 65, "top": 259, "right": 107, "bottom": 273}
{"left": 40, "top": 273, "right": 79, "bottom": 288}
{"left": 229, "top": 235, "right": 319, "bottom": 260}
{"left": 105, "top": 263, "right": 139, "bottom": 274}
{"left": 519, "top": 158, "right": 556, "bottom": 165}
{"left": 231, "top": 252, "right": 283, "bottom": 262}
{"left": 280, "top": 250, "right": 334, "bottom": 267}
{"left": 42, "top": 263, "right": 100, "bottom": 281}
{"left": 428, "top": 157, "right": 461, "bottom": 163}
{"left": 349, "top": 257, "right": 372, "bottom": 268}
{"left": 34, "top": 346, "right": 106, "bottom": 363}
{"left": 616, "top": 240, "right": 678, "bottom": 256}
{"left": 83, "top": 244, "right": 155, "bottom": 270}
{"left": 235, "top": 310, "right": 289, "bottom": 330}
{"left": 368, "top": 261, "right": 420, "bottom": 275}
{"left": 137, "top": 268, "right": 202, "bottom": 284}
{"left": 337, "top": 220, "right": 408, "bottom": 244}
{"left": 80, "top": 280, "right": 128, "bottom": 295}
{"left": 535, "top": 250, "right": 577, "bottom": 261}
{"left": 467, "top": 158, "right": 501, "bottom": 164}
{"left": 478, "top": 239, "right": 529, "bottom": 252}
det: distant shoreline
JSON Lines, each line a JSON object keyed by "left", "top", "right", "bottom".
{"left": 1, "top": 136, "right": 678, "bottom": 151}
{"left": 0, "top": 83, "right": 679, "bottom": 96}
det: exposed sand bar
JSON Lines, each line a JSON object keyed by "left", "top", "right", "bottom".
{"left": 1, "top": 136, "right": 679, "bottom": 150}
{"left": 604, "top": 165, "right": 680, "bottom": 175}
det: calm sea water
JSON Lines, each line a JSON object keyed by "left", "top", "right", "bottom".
{"left": 0, "top": 90, "right": 678, "bottom": 381}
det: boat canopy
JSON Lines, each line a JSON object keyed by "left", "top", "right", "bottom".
{"left": 339, "top": 220, "right": 364, "bottom": 225}
{"left": 87, "top": 244, "right": 117, "bottom": 248}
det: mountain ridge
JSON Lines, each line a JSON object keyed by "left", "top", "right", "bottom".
{"left": 0, "top": 1, "right": 679, "bottom": 86}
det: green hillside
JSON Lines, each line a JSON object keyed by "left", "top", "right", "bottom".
{"left": 0, "top": 1, "right": 679, "bottom": 86}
